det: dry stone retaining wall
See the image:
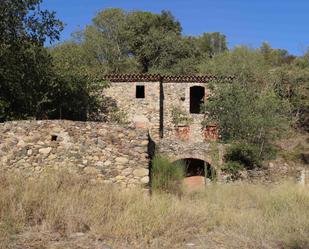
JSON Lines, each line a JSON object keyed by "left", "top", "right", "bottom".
{"left": 0, "top": 120, "right": 150, "bottom": 188}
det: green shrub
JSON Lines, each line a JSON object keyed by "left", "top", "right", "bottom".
{"left": 224, "top": 143, "right": 261, "bottom": 169}
{"left": 151, "top": 155, "right": 185, "bottom": 195}
{"left": 222, "top": 161, "right": 244, "bottom": 180}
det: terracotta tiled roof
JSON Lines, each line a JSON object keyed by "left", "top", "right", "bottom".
{"left": 103, "top": 74, "right": 234, "bottom": 83}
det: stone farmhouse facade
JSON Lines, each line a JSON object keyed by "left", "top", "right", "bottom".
{"left": 103, "top": 74, "right": 234, "bottom": 183}
{"left": 104, "top": 74, "right": 233, "bottom": 143}
{"left": 0, "top": 74, "right": 237, "bottom": 189}
{"left": 1, "top": 74, "right": 306, "bottom": 188}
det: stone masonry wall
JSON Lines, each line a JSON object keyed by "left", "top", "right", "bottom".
{"left": 162, "top": 82, "right": 211, "bottom": 143}
{"left": 104, "top": 82, "right": 161, "bottom": 140}
{"left": 0, "top": 120, "right": 150, "bottom": 188}
{"left": 104, "top": 81, "right": 214, "bottom": 143}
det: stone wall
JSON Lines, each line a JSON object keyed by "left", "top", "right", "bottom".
{"left": 162, "top": 82, "right": 211, "bottom": 143}
{"left": 0, "top": 120, "right": 150, "bottom": 188}
{"left": 104, "top": 81, "right": 216, "bottom": 143}
{"left": 157, "top": 139, "right": 224, "bottom": 175}
{"left": 104, "top": 82, "right": 161, "bottom": 140}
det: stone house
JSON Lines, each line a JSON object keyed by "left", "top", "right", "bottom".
{"left": 104, "top": 74, "right": 233, "bottom": 183}
{"left": 103, "top": 74, "right": 233, "bottom": 141}
{"left": 0, "top": 74, "right": 234, "bottom": 189}
{"left": 2, "top": 74, "right": 307, "bottom": 188}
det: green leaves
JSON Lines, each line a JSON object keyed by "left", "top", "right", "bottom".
{"left": 196, "top": 32, "right": 228, "bottom": 57}
{"left": 125, "top": 10, "right": 182, "bottom": 72}
{"left": 0, "top": 0, "right": 63, "bottom": 45}
{"left": 203, "top": 82, "right": 291, "bottom": 157}
{"left": 68, "top": 8, "right": 197, "bottom": 74}
{"left": 0, "top": 0, "right": 104, "bottom": 122}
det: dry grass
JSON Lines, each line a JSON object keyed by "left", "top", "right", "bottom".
{"left": 0, "top": 171, "right": 308, "bottom": 249}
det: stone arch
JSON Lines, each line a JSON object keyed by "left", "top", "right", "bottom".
{"left": 171, "top": 153, "right": 213, "bottom": 168}
{"left": 190, "top": 86, "right": 205, "bottom": 114}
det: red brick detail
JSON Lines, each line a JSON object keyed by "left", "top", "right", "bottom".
{"left": 204, "top": 125, "right": 219, "bottom": 141}
{"left": 134, "top": 121, "right": 146, "bottom": 129}
{"left": 175, "top": 126, "right": 190, "bottom": 141}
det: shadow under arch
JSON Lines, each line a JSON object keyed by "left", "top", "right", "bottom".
{"left": 173, "top": 158, "right": 216, "bottom": 180}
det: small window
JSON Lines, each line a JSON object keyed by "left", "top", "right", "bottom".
{"left": 51, "top": 135, "right": 58, "bottom": 141}
{"left": 136, "top": 85, "right": 145, "bottom": 98}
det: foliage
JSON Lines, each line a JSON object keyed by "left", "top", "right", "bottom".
{"left": 224, "top": 143, "right": 262, "bottom": 169}
{"left": 60, "top": 8, "right": 212, "bottom": 74}
{"left": 49, "top": 42, "right": 108, "bottom": 121}
{"left": 198, "top": 46, "right": 272, "bottom": 90}
{"left": 126, "top": 10, "right": 182, "bottom": 72}
{"left": 151, "top": 155, "right": 185, "bottom": 195}
{"left": 203, "top": 81, "right": 292, "bottom": 157}
{"left": 199, "top": 46, "right": 308, "bottom": 132}
{"left": 0, "top": 0, "right": 63, "bottom": 121}
{"left": 82, "top": 8, "right": 136, "bottom": 73}
{"left": 196, "top": 32, "right": 228, "bottom": 57}
{"left": 222, "top": 161, "right": 244, "bottom": 180}
{"left": 171, "top": 107, "right": 193, "bottom": 126}
{"left": 271, "top": 64, "right": 309, "bottom": 131}
{"left": 260, "top": 42, "right": 296, "bottom": 66}
{"left": 0, "top": 0, "right": 63, "bottom": 46}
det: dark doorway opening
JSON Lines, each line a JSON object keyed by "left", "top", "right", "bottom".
{"left": 190, "top": 86, "right": 205, "bottom": 114}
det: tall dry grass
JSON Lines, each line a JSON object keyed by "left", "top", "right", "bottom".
{"left": 0, "top": 170, "right": 308, "bottom": 249}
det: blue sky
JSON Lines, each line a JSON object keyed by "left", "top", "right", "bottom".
{"left": 42, "top": 0, "right": 309, "bottom": 55}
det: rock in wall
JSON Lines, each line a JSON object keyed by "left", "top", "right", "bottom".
{"left": 0, "top": 120, "right": 150, "bottom": 188}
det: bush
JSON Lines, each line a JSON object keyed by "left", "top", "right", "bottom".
{"left": 222, "top": 161, "right": 244, "bottom": 180}
{"left": 224, "top": 143, "right": 261, "bottom": 169}
{"left": 151, "top": 155, "right": 185, "bottom": 195}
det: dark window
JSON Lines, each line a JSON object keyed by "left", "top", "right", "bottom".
{"left": 51, "top": 135, "right": 58, "bottom": 141}
{"left": 190, "top": 86, "right": 205, "bottom": 113}
{"left": 136, "top": 85, "right": 145, "bottom": 98}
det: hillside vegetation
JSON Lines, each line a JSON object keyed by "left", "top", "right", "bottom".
{"left": 1, "top": 2, "right": 308, "bottom": 130}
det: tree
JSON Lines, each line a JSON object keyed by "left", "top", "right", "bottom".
{"left": 125, "top": 10, "right": 182, "bottom": 72}
{"left": 203, "top": 82, "right": 291, "bottom": 157}
{"left": 260, "top": 42, "right": 295, "bottom": 66}
{"left": 196, "top": 32, "right": 228, "bottom": 57}
{"left": 198, "top": 46, "right": 272, "bottom": 91}
{"left": 0, "top": 0, "right": 63, "bottom": 121}
{"left": 71, "top": 9, "right": 186, "bottom": 73}
{"left": 49, "top": 42, "right": 107, "bottom": 121}
{"left": 271, "top": 65, "right": 309, "bottom": 131}
{"left": 82, "top": 8, "right": 136, "bottom": 73}
{"left": 0, "top": 0, "right": 62, "bottom": 45}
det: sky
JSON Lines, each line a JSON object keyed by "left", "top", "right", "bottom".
{"left": 42, "top": 0, "right": 309, "bottom": 56}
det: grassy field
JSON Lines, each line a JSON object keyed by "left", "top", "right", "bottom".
{"left": 0, "top": 171, "right": 308, "bottom": 249}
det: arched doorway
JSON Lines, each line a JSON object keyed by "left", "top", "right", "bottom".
{"left": 190, "top": 86, "right": 205, "bottom": 114}
{"left": 173, "top": 158, "right": 216, "bottom": 188}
